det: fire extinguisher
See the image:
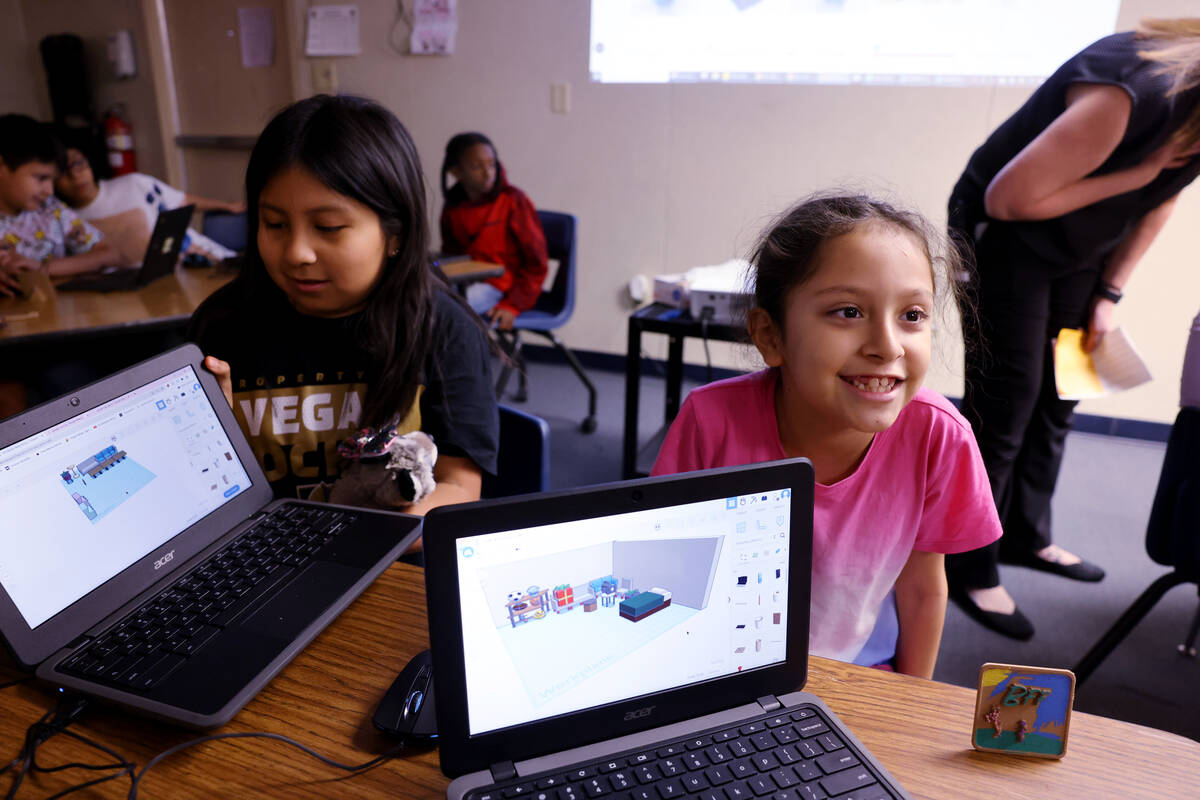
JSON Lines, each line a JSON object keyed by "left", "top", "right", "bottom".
{"left": 103, "top": 104, "right": 137, "bottom": 176}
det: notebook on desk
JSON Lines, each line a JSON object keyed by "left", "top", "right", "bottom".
{"left": 0, "top": 344, "right": 421, "bottom": 728}
{"left": 56, "top": 205, "right": 193, "bottom": 293}
{"left": 423, "top": 460, "right": 912, "bottom": 800}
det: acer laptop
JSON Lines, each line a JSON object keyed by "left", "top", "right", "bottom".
{"left": 56, "top": 205, "right": 193, "bottom": 292}
{"left": 423, "top": 460, "right": 912, "bottom": 800}
{"left": 0, "top": 344, "right": 421, "bottom": 728}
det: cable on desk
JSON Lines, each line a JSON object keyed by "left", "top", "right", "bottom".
{"left": 2, "top": 694, "right": 135, "bottom": 800}
{"left": 0, "top": 678, "right": 30, "bottom": 692}
{"left": 127, "top": 732, "right": 406, "bottom": 799}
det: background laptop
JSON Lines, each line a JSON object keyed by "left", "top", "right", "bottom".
{"left": 424, "top": 460, "right": 912, "bottom": 800}
{"left": 0, "top": 344, "right": 421, "bottom": 728}
{"left": 56, "top": 204, "right": 194, "bottom": 292}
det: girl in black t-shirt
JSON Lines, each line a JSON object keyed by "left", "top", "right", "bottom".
{"left": 189, "top": 95, "right": 498, "bottom": 521}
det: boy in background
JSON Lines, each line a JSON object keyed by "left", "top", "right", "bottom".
{"left": 0, "top": 113, "right": 123, "bottom": 278}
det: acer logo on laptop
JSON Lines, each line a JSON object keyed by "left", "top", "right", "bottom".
{"left": 153, "top": 550, "right": 175, "bottom": 570}
{"left": 623, "top": 705, "right": 655, "bottom": 722}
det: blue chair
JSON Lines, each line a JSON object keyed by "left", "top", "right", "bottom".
{"left": 1074, "top": 407, "right": 1200, "bottom": 684}
{"left": 202, "top": 210, "right": 248, "bottom": 252}
{"left": 495, "top": 211, "right": 598, "bottom": 434}
{"left": 481, "top": 405, "right": 551, "bottom": 498}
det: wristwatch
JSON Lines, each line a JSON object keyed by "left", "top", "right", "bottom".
{"left": 1094, "top": 281, "right": 1122, "bottom": 304}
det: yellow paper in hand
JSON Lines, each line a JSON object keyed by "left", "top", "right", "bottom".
{"left": 1054, "top": 328, "right": 1104, "bottom": 399}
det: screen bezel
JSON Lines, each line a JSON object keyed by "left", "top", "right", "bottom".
{"left": 425, "top": 459, "right": 814, "bottom": 778}
{"left": 0, "top": 343, "right": 272, "bottom": 669}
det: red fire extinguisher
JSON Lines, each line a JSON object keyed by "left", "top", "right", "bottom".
{"left": 103, "top": 104, "right": 137, "bottom": 176}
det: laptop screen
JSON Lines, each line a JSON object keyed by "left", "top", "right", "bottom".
{"left": 0, "top": 365, "right": 252, "bottom": 629}
{"left": 456, "top": 487, "right": 792, "bottom": 736}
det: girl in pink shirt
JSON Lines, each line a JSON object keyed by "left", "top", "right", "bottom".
{"left": 652, "top": 194, "right": 1001, "bottom": 678}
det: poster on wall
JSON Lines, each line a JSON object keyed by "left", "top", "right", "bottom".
{"left": 410, "top": 0, "right": 457, "bottom": 55}
{"left": 305, "top": 4, "right": 361, "bottom": 57}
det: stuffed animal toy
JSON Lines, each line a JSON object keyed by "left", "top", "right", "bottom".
{"left": 329, "top": 427, "right": 438, "bottom": 509}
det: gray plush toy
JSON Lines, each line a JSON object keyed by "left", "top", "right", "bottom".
{"left": 329, "top": 430, "right": 438, "bottom": 509}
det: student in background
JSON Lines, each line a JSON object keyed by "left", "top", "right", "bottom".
{"left": 0, "top": 114, "right": 122, "bottom": 278}
{"left": 53, "top": 134, "right": 241, "bottom": 263}
{"left": 190, "top": 95, "right": 498, "bottom": 521}
{"left": 946, "top": 19, "right": 1200, "bottom": 639}
{"left": 652, "top": 194, "right": 1001, "bottom": 678}
{"left": 439, "top": 132, "right": 547, "bottom": 330}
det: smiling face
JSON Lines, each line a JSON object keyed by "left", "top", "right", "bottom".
{"left": 256, "top": 165, "right": 397, "bottom": 318}
{"left": 0, "top": 159, "right": 55, "bottom": 215}
{"left": 751, "top": 222, "right": 934, "bottom": 442}
{"left": 53, "top": 148, "right": 98, "bottom": 207}
{"left": 450, "top": 142, "right": 497, "bottom": 201}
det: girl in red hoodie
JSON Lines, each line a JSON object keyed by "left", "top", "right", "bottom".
{"left": 439, "top": 132, "right": 548, "bottom": 330}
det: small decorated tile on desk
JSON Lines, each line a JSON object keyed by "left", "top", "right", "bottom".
{"left": 971, "top": 662, "right": 1075, "bottom": 759}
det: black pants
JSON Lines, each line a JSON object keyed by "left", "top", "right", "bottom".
{"left": 947, "top": 224, "right": 1101, "bottom": 589}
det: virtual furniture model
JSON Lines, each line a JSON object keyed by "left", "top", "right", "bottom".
{"left": 0, "top": 563, "right": 1195, "bottom": 798}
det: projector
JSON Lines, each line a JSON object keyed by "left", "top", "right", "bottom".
{"left": 686, "top": 260, "right": 751, "bottom": 325}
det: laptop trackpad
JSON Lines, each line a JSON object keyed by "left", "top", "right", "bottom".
{"left": 239, "top": 561, "right": 361, "bottom": 640}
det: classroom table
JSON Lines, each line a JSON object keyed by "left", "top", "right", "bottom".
{"left": 0, "top": 267, "right": 234, "bottom": 350}
{"left": 438, "top": 259, "right": 505, "bottom": 288}
{"left": 624, "top": 303, "right": 743, "bottom": 478}
{"left": 2, "top": 562, "right": 1196, "bottom": 798}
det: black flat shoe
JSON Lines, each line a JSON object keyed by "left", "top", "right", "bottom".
{"left": 950, "top": 588, "right": 1035, "bottom": 641}
{"left": 1010, "top": 553, "right": 1105, "bottom": 582}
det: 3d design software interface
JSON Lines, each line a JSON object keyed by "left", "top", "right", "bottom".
{"left": 0, "top": 366, "right": 251, "bottom": 629}
{"left": 457, "top": 489, "right": 791, "bottom": 735}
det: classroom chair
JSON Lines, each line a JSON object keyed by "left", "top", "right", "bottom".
{"left": 495, "top": 211, "right": 598, "bottom": 434}
{"left": 1073, "top": 407, "right": 1200, "bottom": 685}
{"left": 480, "top": 405, "right": 551, "bottom": 499}
{"left": 202, "top": 210, "right": 248, "bottom": 252}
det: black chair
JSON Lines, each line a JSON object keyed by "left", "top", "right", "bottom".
{"left": 202, "top": 210, "right": 248, "bottom": 252}
{"left": 481, "top": 405, "right": 551, "bottom": 499}
{"left": 495, "top": 211, "right": 598, "bottom": 433}
{"left": 1073, "top": 407, "right": 1200, "bottom": 685}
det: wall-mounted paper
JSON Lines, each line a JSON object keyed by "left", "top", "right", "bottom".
{"left": 306, "top": 4, "right": 360, "bottom": 57}
{"left": 1054, "top": 327, "right": 1152, "bottom": 400}
{"left": 411, "top": 0, "right": 457, "bottom": 55}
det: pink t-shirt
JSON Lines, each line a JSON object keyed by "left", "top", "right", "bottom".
{"left": 651, "top": 369, "right": 1001, "bottom": 663}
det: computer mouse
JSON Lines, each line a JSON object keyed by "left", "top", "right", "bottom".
{"left": 373, "top": 649, "right": 438, "bottom": 744}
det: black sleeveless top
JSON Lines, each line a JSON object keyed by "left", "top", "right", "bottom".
{"left": 949, "top": 32, "right": 1200, "bottom": 268}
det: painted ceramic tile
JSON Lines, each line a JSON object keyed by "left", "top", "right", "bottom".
{"left": 972, "top": 663, "right": 1075, "bottom": 759}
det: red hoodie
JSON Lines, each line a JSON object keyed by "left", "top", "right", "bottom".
{"left": 439, "top": 164, "right": 548, "bottom": 315}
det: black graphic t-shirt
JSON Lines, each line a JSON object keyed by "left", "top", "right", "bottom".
{"left": 188, "top": 283, "right": 498, "bottom": 500}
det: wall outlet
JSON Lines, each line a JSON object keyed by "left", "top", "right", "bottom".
{"left": 551, "top": 82, "right": 571, "bottom": 114}
{"left": 312, "top": 59, "right": 338, "bottom": 94}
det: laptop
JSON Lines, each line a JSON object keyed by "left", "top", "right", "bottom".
{"left": 423, "top": 460, "right": 912, "bottom": 800}
{"left": 56, "top": 205, "right": 194, "bottom": 292}
{"left": 0, "top": 343, "right": 422, "bottom": 728}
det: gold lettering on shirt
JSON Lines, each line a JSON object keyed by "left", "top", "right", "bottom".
{"left": 231, "top": 382, "right": 423, "bottom": 495}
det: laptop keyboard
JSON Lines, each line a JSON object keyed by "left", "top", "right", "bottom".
{"left": 58, "top": 504, "right": 355, "bottom": 693}
{"left": 465, "top": 706, "right": 898, "bottom": 800}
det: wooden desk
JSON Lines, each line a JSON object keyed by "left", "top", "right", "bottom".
{"left": 2, "top": 563, "right": 1198, "bottom": 798}
{"left": 0, "top": 267, "right": 234, "bottom": 350}
{"left": 438, "top": 259, "right": 505, "bottom": 287}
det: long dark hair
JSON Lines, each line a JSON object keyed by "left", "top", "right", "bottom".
{"left": 440, "top": 131, "right": 498, "bottom": 200}
{"left": 236, "top": 94, "right": 434, "bottom": 429}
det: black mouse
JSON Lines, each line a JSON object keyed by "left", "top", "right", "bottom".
{"left": 373, "top": 649, "right": 438, "bottom": 744}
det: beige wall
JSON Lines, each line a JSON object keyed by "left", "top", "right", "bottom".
{"left": 297, "top": 0, "right": 1200, "bottom": 424}
{"left": 2, "top": 0, "right": 1197, "bottom": 423}
{"left": 0, "top": 0, "right": 41, "bottom": 116}
{"left": 14, "top": 0, "right": 167, "bottom": 180}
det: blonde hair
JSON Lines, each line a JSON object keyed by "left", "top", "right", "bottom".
{"left": 1137, "top": 18, "right": 1200, "bottom": 147}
